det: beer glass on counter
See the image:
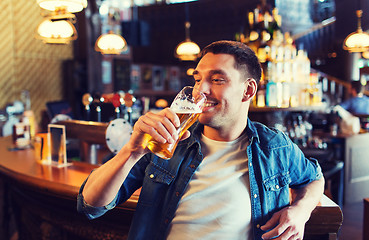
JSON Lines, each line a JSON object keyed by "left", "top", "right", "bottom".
{"left": 145, "top": 86, "right": 206, "bottom": 159}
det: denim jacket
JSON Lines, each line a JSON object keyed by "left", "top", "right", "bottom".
{"left": 77, "top": 119, "right": 322, "bottom": 240}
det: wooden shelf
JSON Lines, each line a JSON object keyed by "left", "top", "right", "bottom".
{"left": 132, "top": 90, "right": 177, "bottom": 97}
{"left": 250, "top": 104, "right": 327, "bottom": 112}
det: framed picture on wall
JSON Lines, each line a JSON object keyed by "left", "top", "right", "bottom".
{"left": 130, "top": 64, "right": 141, "bottom": 91}
{"left": 168, "top": 66, "right": 181, "bottom": 91}
{"left": 140, "top": 64, "right": 152, "bottom": 90}
{"left": 113, "top": 59, "right": 131, "bottom": 92}
{"left": 152, "top": 66, "right": 165, "bottom": 91}
{"left": 102, "top": 60, "right": 112, "bottom": 84}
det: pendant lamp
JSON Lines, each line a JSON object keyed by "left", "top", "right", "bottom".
{"left": 37, "top": 0, "right": 87, "bottom": 13}
{"left": 174, "top": 21, "right": 200, "bottom": 61}
{"left": 95, "top": 31, "right": 127, "bottom": 55}
{"left": 343, "top": 10, "right": 369, "bottom": 52}
{"left": 36, "top": 11, "right": 77, "bottom": 44}
{"left": 363, "top": 51, "right": 369, "bottom": 59}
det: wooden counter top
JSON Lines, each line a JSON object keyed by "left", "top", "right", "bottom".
{"left": 0, "top": 136, "right": 138, "bottom": 207}
{"left": 0, "top": 137, "right": 93, "bottom": 196}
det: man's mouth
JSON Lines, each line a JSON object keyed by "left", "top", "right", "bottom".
{"left": 202, "top": 101, "right": 218, "bottom": 111}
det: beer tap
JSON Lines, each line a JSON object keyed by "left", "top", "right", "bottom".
{"left": 101, "top": 92, "right": 122, "bottom": 119}
{"left": 82, "top": 93, "right": 93, "bottom": 120}
{"left": 111, "top": 93, "right": 121, "bottom": 119}
{"left": 123, "top": 92, "right": 135, "bottom": 125}
{"left": 96, "top": 105, "right": 101, "bottom": 122}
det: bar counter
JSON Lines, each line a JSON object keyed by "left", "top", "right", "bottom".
{"left": 0, "top": 136, "right": 138, "bottom": 240}
{"left": 0, "top": 136, "right": 342, "bottom": 240}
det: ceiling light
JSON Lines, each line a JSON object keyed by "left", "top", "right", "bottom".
{"left": 175, "top": 40, "right": 201, "bottom": 61}
{"left": 343, "top": 10, "right": 369, "bottom": 52}
{"left": 37, "top": 14, "right": 77, "bottom": 44}
{"left": 95, "top": 31, "right": 127, "bottom": 55}
{"left": 186, "top": 68, "right": 195, "bottom": 76}
{"left": 37, "top": 0, "right": 87, "bottom": 13}
{"left": 175, "top": 21, "right": 200, "bottom": 61}
{"left": 363, "top": 51, "right": 369, "bottom": 59}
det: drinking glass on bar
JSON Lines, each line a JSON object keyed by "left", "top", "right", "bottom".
{"left": 145, "top": 86, "right": 206, "bottom": 159}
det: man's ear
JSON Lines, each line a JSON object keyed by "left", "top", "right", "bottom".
{"left": 242, "top": 78, "right": 258, "bottom": 102}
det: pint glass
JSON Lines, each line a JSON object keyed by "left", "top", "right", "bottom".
{"left": 146, "top": 86, "right": 206, "bottom": 159}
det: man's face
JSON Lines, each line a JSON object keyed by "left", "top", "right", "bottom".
{"left": 193, "top": 53, "right": 249, "bottom": 129}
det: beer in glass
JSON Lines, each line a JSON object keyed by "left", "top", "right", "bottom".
{"left": 146, "top": 86, "right": 206, "bottom": 159}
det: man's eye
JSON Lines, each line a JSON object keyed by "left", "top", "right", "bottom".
{"left": 212, "top": 78, "right": 225, "bottom": 83}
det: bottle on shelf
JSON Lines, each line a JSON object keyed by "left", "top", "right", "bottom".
{"left": 20, "top": 90, "right": 36, "bottom": 139}
{"left": 238, "top": 2, "right": 320, "bottom": 109}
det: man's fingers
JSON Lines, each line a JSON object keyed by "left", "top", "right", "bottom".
{"left": 136, "top": 121, "right": 166, "bottom": 144}
{"left": 287, "top": 233, "right": 301, "bottom": 240}
{"left": 161, "top": 108, "right": 180, "bottom": 128}
{"left": 139, "top": 116, "right": 174, "bottom": 143}
{"left": 261, "top": 212, "right": 280, "bottom": 231}
{"left": 135, "top": 108, "right": 180, "bottom": 144}
{"left": 179, "top": 130, "right": 191, "bottom": 141}
{"left": 261, "top": 222, "right": 289, "bottom": 240}
{"left": 261, "top": 205, "right": 308, "bottom": 240}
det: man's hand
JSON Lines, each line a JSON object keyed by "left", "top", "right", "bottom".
{"left": 127, "top": 108, "right": 190, "bottom": 155}
{"left": 260, "top": 177, "right": 324, "bottom": 240}
{"left": 260, "top": 205, "right": 310, "bottom": 240}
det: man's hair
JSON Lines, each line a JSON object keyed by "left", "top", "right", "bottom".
{"left": 200, "top": 40, "right": 262, "bottom": 84}
{"left": 351, "top": 80, "right": 366, "bottom": 94}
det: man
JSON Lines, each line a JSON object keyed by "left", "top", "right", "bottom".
{"left": 77, "top": 40, "right": 324, "bottom": 240}
{"left": 340, "top": 80, "right": 369, "bottom": 115}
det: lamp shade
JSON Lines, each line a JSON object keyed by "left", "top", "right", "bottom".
{"left": 37, "top": 18, "right": 77, "bottom": 44}
{"left": 343, "top": 10, "right": 369, "bottom": 52}
{"left": 37, "top": 0, "right": 87, "bottom": 13}
{"left": 363, "top": 51, "right": 369, "bottom": 59}
{"left": 174, "top": 40, "right": 201, "bottom": 61}
{"left": 343, "top": 30, "right": 369, "bottom": 52}
{"left": 95, "top": 32, "right": 127, "bottom": 55}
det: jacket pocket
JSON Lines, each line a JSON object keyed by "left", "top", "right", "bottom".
{"left": 263, "top": 172, "right": 291, "bottom": 191}
{"left": 145, "top": 162, "right": 175, "bottom": 185}
{"left": 138, "top": 163, "right": 175, "bottom": 207}
{"left": 263, "top": 173, "right": 292, "bottom": 212}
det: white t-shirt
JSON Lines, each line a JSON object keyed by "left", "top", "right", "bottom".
{"left": 167, "top": 133, "right": 252, "bottom": 239}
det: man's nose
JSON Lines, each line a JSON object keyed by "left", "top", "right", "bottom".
{"left": 196, "top": 80, "right": 210, "bottom": 95}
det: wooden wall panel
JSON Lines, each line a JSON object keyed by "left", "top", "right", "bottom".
{"left": 0, "top": 0, "right": 16, "bottom": 111}
{"left": 0, "top": 0, "right": 73, "bottom": 127}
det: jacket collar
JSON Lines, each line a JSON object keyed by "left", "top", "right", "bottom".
{"left": 187, "top": 118, "right": 260, "bottom": 146}
{"left": 156, "top": 118, "right": 260, "bottom": 177}
{"left": 245, "top": 118, "right": 260, "bottom": 144}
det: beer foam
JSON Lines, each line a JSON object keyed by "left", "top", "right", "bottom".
{"left": 171, "top": 101, "right": 202, "bottom": 113}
